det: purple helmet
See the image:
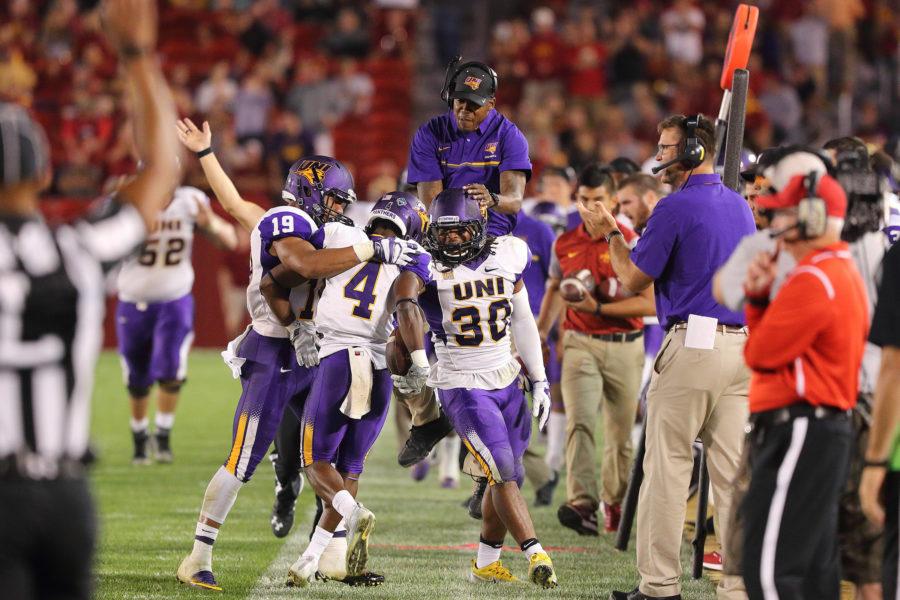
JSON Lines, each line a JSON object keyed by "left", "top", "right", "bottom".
{"left": 530, "top": 201, "right": 567, "bottom": 235}
{"left": 282, "top": 155, "right": 357, "bottom": 226}
{"left": 365, "top": 191, "right": 429, "bottom": 242}
{"left": 423, "top": 188, "right": 488, "bottom": 266}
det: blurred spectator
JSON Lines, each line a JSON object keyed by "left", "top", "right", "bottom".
{"left": 266, "top": 111, "right": 316, "bottom": 193}
{"left": 195, "top": 62, "right": 238, "bottom": 114}
{"left": 661, "top": 0, "right": 705, "bottom": 66}
{"left": 322, "top": 7, "right": 369, "bottom": 58}
{"left": 233, "top": 68, "right": 273, "bottom": 143}
{"left": 522, "top": 7, "right": 565, "bottom": 105}
{"left": 334, "top": 59, "right": 374, "bottom": 117}
{"left": 565, "top": 14, "right": 607, "bottom": 100}
{"left": 286, "top": 57, "right": 341, "bottom": 133}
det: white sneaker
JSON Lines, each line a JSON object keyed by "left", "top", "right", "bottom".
{"left": 345, "top": 504, "right": 376, "bottom": 577}
{"left": 318, "top": 534, "right": 348, "bottom": 581}
{"left": 286, "top": 555, "right": 319, "bottom": 587}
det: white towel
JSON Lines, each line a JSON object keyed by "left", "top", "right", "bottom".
{"left": 339, "top": 347, "right": 373, "bottom": 419}
{"left": 221, "top": 325, "right": 252, "bottom": 379}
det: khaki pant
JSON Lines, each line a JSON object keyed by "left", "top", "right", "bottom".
{"left": 393, "top": 386, "right": 441, "bottom": 450}
{"left": 561, "top": 331, "right": 644, "bottom": 510}
{"left": 636, "top": 328, "right": 749, "bottom": 599}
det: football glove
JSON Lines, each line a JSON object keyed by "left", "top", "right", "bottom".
{"left": 391, "top": 364, "right": 429, "bottom": 395}
{"left": 288, "top": 320, "right": 319, "bottom": 368}
{"left": 520, "top": 376, "right": 550, "bottom": 432}
{"left": 371, "top": 238, "right": 423, "bottom": 267}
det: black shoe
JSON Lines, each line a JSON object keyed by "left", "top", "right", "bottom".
{"left": 534, "top": 471, "right": 559, "bottom": 506}
{"left": 609, "top": 588, "right": 682, "bottom": 600}
{"left": 557, "top": 502, "right": 599, "bottom": 536}
{"left": 132, "top": 429, "right": 151, "bottom": 465}
{"left": 339, "top": 572, "right": 385, "bottom": 587}
{"left": 154, "top": 428, "right": 173, "bottom": 463}
{"left": 271, "top": 474, "right": 304, "bottom": 538}
{"left": 466, "top": 477, "right": 487, "bottom": 520}
{"left": 398, "top": 411, "right": 453, "bottom": 467}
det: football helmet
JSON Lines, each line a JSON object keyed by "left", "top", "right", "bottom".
{"left": 365, "top": 191, "right": 429, "bottom": 242}
{"left": 282, "top": 155, "right": 356, "bottom": 226}
{"left": 423, "top": 188, "right": 489, "bottom": 266}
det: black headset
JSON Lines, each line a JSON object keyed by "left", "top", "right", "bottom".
{"left": 797, "top": 171, "right": 828, "bottom": 239}
{"left": 651, "top": 114, "right": 707, "bottom": 174}
{"left": 440, "top": 56, "right": 499, "bottom": 106}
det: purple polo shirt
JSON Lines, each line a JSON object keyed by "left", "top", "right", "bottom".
{"left": 407, "top": 108, "right": 532, "bottom": 237}
{"left": 512, "top": 210, "right": 556, "bottom": 315}
{"left": 630, "top": 173, "right": 755, "bottom": 329}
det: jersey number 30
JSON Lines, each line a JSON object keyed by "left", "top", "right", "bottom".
{"left": 452, "top": 300, "right": 511, "bottom": 346}
{"left": 344, "top": 262, "right": 381, "bottom": 319}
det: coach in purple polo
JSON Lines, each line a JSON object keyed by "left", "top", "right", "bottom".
{"left": 407, "top": 59, "right": 531, "bottom": 236}
{"left": 592, "top": 115, "right": 755, "bottom": 600}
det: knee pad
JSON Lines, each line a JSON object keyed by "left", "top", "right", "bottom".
{"left": 157, "top": 379, "right": 184, "bottom": 394}
{"left": 127, "top": 385, "right": 151, "bottom": 399}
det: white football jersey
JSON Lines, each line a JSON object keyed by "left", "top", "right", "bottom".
{"left": 247, "top": 206, "right": 319, "bottom": 338}
{"left": 117, "top": 186, "right": 207, "bottom": 303}
{"left": 314, "top": 222, "right": 432, "bottom": 369}
{"left": 422, "top": 236, "right": 531, "bottom": 390}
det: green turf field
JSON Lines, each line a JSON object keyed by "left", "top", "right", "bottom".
{"left": 91, "top": 350, "right": 717, "bottom": 599}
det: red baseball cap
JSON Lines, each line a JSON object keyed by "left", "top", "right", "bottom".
{"left": 756, "top": 173, "right": 847, "bottom": 219}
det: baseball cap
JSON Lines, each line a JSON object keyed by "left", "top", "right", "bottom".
{"left": 756, "top": 173, "right": 847, "bottom": 219}
{"left": 449, "top": 65, "right": 496, "bottom": 106}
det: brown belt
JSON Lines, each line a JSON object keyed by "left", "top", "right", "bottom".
{"left": 669, "top": 321, "right": 748, "bottom": 335}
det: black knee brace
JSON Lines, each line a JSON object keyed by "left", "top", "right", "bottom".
{"left": 157, "top": 379, "right": 184, "bottom": 394}
{"left": 127, "top": 385, "right": 151, "bottom": 399}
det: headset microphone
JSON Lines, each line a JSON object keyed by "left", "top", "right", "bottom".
{"left": 768, "top": 223, "right": 799, "bottom": 239}
{"left": 651, "top": 156, "right": 685, "bottom": 174}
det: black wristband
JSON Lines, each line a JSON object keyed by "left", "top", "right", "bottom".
{"left": 196, "top": 147, "right": 214, "bottom": 158}
{"left": 593, "top": 302, "right": 603, "bottom": 316}
{"left": 120, "top": 45, "right": 150, "bottom": 60}
{"left": 863, "top": 459, "right": 890, "bottom": 469}
{"left": 746, "top": 295, "right": 769, "bottom": 308}
{"left": 396, "top": 297, "right": 419, "bottom": 308}
{"left": 489, "top": 191, "right": 500, "bottom": 208}
{"left": 605, "top": 229, "right": 623, "bottom": 244}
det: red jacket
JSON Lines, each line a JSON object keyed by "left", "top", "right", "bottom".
{"left": 744, "top": 242, "right": 869, "bottom": 413}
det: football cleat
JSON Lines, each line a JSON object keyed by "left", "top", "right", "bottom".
{"left": 466, "top": 478, "right": 488, "bottom": 520}
{"left": 398, "top": 411, "right": 453, "bottom": 467}
{"left": 286, "top": 555, "right": 318, "bottom": 587}
{"left": 176, "top": 555, "right": 222, "bottom": 592}
{"left": 534, "top": 471, "right": 559, "bottom": 507}
{"left": 132, "top": 429, "right": 151, "bottom": 466}
{"left": 469, "top": 559, "right": 519, "bottom": 584}
{"left": 528, "top": 552, "right": 558, "bottom": 589}
{"left": 318, "top": 531, "right": 348, "bottom": 581}
{"left": 270, "top": 474, "right": 304, "bottom": 538}
{"left": 340, "top": 572, "right": 386, "bottom": 587}
{"left": 345, "top": 504, "right": 376, "bottom": 577}
{"left": 154, "top": 430, "right": 173, "bottom": 464}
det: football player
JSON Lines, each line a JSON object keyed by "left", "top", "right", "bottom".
{"left": 174, "top": 119, "right": 421, "bottom": 591}
{"left": 396, "top": 188, "right": 558, "bottom": 588}
{"left": 259, "top": 192, "right": 431, "bottom": 586}
{"left": 117, "top": 182, "right": 238, "bottom": 465}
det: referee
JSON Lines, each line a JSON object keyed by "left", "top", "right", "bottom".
{"left": 397, "top": 57, "right": 533, "bottom": 468}
{"left": 0, "top": 2, "right": 180, "bottom": 598}
{"left": 740, "top": 158, "right": 868, "bottom": 599}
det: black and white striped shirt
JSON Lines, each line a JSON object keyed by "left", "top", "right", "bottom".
{"left": 0, "top": 199, "right": 145, "bottom": 479}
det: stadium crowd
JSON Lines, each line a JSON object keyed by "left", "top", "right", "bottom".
{"left": 3, "top": 1, "right": 900, "bottom": 600}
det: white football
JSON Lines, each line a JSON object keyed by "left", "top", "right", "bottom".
{"left": 560, "top": 269, "right": 595, "bottom": 302}
{"left": 595, "top": 276, "right": 635, "bottom": 302}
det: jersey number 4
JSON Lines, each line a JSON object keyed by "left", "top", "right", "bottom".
{"left": 344, "top": 262, "right": 381, "bottom": 319}
{"left": 452, "top": 300, "right": 511, "bottom": 346}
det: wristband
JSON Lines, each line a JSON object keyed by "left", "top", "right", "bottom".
{"left": 410, "top": 349, "right": 429, "bottom": 369}
{"left": 863, "top": 458, "right": 889, "bottom": 469}
{"left": 605, "top": 229, "right": 623, "bottom": 244}
{"left": 196, "top": 147, "right": 214, "bottom": 158}
{"left": 593, "top": 302, "right": 603, "bottom": 316}
{"left": 353, "top": 241, "right": 375, "bottom": 262}
{"left": 120, "top": 45, "right": 150, "bottom": 60}
{"left": 489, "top": 192, "right": 500, "bottom": 208}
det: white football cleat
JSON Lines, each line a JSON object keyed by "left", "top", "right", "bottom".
{"left": 345, "top": 504, "right": 376, "bottom": 577}
{"left": 176, "top": 554, "right": 222, "bottom": 591}
{"left": 286, "top": 555, "right": 318, "bottom": 587}
{"left": 318, "top": 533, "right": 348, "bottom": 581}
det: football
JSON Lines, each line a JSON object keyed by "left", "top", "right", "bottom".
{"left": 386, "top": 330, "right": 411, "bottom": 376}
{"left": 595, "top": 276, "right": 635, "bottom": 302}
{"left": 559, "top": 269, "right": 596, "bottom": 302}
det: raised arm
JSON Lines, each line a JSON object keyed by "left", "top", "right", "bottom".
{"left": 104, "top": 0, "right": 180, "bottom": 229}
{"left": 194, "top": 194, "right": 238, "bottom": 250}
{"left": 176, "top": 118, "right": 265, "bottom": 232}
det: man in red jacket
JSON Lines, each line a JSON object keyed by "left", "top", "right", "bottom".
{"left": 740, "top": 154, "right": 869, "bottom": 600}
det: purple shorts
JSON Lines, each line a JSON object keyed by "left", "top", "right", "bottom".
{"left": 300, "top": 349, "right": 392, "bottom": 475}
{"left": 224, "top": 328, "right": 315, "bottom": 482}
{"left": 547, "top": 326, "right": 562, "bottom": 386}
{"left": 116, "top": 294, "right": 194, "bottom": 390}
{"left": 438, "top": 378, "right": 530, "bottom": 486}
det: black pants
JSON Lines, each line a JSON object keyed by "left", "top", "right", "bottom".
{"left": 742, "top": 412, "right": 852, "bottom": 600}
{"left": 884, "top": 470, "right": 900, "bottom": 599}
{"left": 0, "top": 477, "right": 96, "bottom": 600}
{"left": 273, "top": 403, "right": 303, "bottom": 488}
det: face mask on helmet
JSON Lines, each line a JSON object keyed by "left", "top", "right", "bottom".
{"left": 422, "top": 189, "right": 489, "bottom": 266}
{"left": 282, "top": 156, "right": 356, "bottom": 226}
